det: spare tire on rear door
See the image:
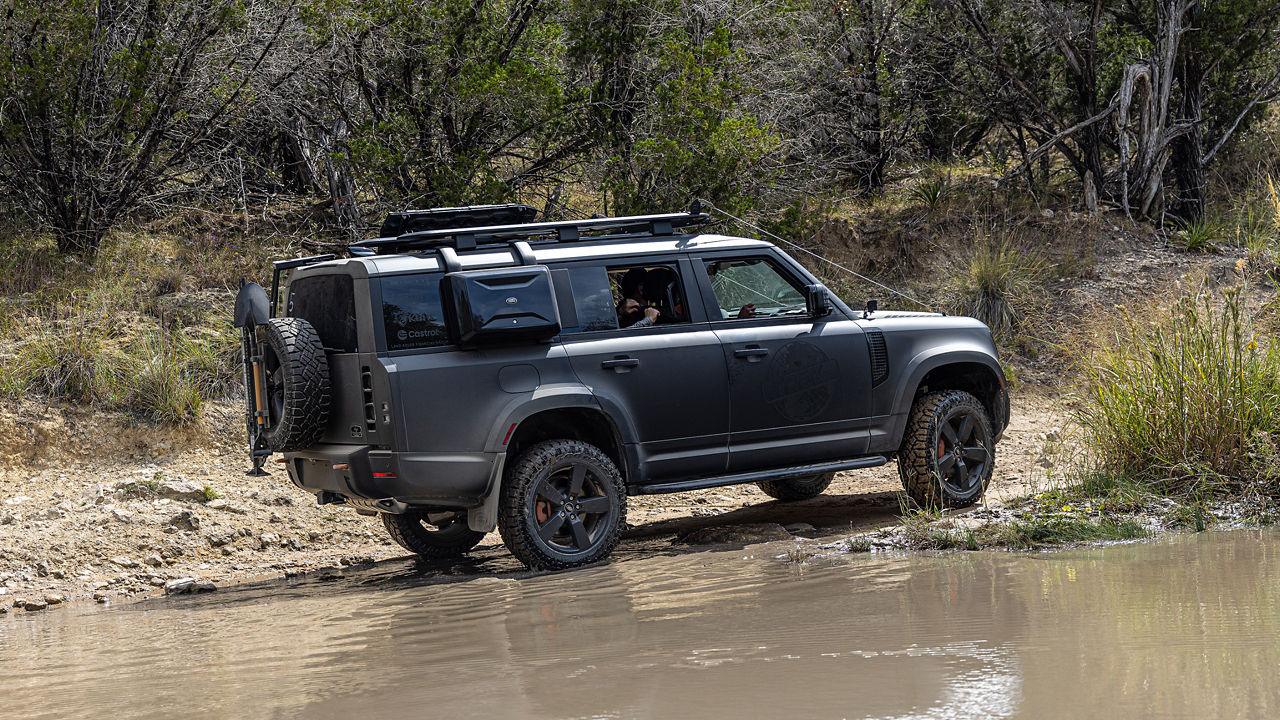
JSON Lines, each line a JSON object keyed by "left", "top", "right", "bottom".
{"left": 258, "top": 317, "right": 331, "bottom": 452}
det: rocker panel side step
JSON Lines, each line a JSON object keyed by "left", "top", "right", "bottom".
{"left": 630, "top": 456, "right": 888, "bottom": 496}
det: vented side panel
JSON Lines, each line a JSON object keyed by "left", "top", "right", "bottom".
{"left": 867, "top": 328, "right": 890, "bottom": 387}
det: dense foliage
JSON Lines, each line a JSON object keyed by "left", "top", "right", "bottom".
{"left": 1, "top": 0, "right": 1278, "bottom": 257}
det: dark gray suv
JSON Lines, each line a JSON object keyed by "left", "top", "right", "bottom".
{"left": 233, "top": 203, "right": 1009, "bottom": 570}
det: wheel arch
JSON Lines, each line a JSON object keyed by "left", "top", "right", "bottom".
{"left": 894, "top": 351, "right": 1009, "bottom": 441}
{"left": 503, "top": 407, "right": 629, "bottom": 483}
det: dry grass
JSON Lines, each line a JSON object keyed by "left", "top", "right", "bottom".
{"left": 0, "top": 218, "right": 258, "bottom": 423}
{"left": 1072, "top": 281, "right": 1280, "bottom": 497}
{"left": 943, "top": 232, "right": 1051, "bottom": 339}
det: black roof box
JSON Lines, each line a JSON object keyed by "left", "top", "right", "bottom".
{"left": 378, "top": 204, "right": 538, "bottom": 238}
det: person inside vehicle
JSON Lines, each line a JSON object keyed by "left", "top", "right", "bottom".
{"left": 617, "top": 268, "right": 660, "bottom": 328}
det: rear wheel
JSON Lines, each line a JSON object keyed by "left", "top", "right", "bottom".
{"left": 498, "top": 440, "right": 626, "bottom": 571}
{"left": 757, "top": 472, "right": 834, "bottom": 501}
{"left": 898, "top": 390, "right": 994, "bottom": 508}
{"left": 382, "top": 510, "right": 486, "bottom": 559}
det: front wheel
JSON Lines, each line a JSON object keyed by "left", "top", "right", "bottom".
{"left": 498, "top": 440, "right": 626, "bottom": 571}
{"left": 898, "top": 390, "right": 995, "bottom": 508}
{"left": 382, "top": 510, "right": 486, "bottom": 559}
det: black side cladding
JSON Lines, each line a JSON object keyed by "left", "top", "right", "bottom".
{"left": 866, "top": 327, "right": 890, "bottom": 386}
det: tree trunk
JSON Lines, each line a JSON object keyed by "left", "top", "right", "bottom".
{"left": 847, "top": 0, "right": 885, "bottom": 194}
{"left": 1170, "top": 51, "right": 1205, "bottom": 220}
{"left": 320, "top": 120, "right": 362, "bottom": 239}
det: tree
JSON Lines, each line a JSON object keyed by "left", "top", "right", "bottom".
{"left": 0, "top": 0, "right": 289, "bottom": 258}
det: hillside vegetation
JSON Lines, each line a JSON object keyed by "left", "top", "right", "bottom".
{"left": 1, "top": 1, "right": 1280, "bottom": 508}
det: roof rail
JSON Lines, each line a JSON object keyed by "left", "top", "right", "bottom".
{"left": 350, "top": 201, "right": 710, "bottom": 256}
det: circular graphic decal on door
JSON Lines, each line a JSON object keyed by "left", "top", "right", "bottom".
{"left": 762, "top": 341, "right": 839, "bottom": 422}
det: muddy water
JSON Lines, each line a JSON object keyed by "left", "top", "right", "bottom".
{"left": 2, "top": 530, "right": 1279, "bottom": 720}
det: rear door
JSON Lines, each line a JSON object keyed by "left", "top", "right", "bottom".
{"left": 693, "top": 252, "right": 873, "bottom": 471}
{"left": 558, "top": 257, "right": 731, "bottom": 483}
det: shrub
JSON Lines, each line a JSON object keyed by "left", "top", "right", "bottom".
{"left": 1073, "top": 283, "right": 1280, "bottom": 495}
{"left": 945, "top": 235, "right": 1049, "bottom": 339}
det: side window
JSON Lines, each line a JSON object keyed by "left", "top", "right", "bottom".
{"left": 560, "top": 266, "right": 619, "bottom": 334}
{"left": 704, "top": 257, "right": 807, "bottom": 320}
{"left": 287, "top": 274, "right": 358, "bottom": 352}
{"left": 607, "top": 263, "right": 690, "bottom": 330}
{"left": 380, "top": 274, "right": 450, "bottom": 351}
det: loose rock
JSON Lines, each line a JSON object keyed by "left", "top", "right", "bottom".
{"left": 157, "top": 480, "right": 208, "bottom": 502}
{"left": 164, "top": 577, "right": 197, "bottom": 594}
{"left": 169, "top": 509, "right": 201, "bottom": 531}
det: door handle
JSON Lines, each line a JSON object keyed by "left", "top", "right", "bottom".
{"left": 734, "top": 347, "right": 770, "bottom": 360}
{"left": 601, "top": 357, "right": 640, "bottom": 370}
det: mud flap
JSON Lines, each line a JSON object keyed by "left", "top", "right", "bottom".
{"left": 467, "top": 454, "right": 506, "bottom": 533}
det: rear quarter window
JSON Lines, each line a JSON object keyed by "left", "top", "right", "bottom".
{"left": 287, "top": 274, "right": 358, "bottom": 352}
{"left": 380, "top": 274, "right": 450, "bottom": 351}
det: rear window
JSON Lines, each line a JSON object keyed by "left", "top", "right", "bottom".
{"left": 380, "top": 274, "right": 450, "bottom": 351}
{"left": 287, "top": 274, "right": 358, "bottom": 352}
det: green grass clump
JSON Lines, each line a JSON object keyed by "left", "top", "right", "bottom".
{"left": 2, "top": 310, "right": 237, "bottom": 424}
{"left": 1172, "top": 216, "right": 1223, "bottom": 253}
{"left": 1074, "top": 282, "right": 1280, "bottom": 497}
{"left": 909, "top": 173, "right": 951, "bottom": 213}
{"left": 893, "top": 504, "right": 1146, "bottom": 552}
{"left": 979, "top": 515, "right": 1147, "bottom": 549}
{"left": 945, "top": 235, "right": 1049, "bottom": 339}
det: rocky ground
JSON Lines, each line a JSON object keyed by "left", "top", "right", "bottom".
{"left": 0, "top": 393, "right": 1062, "bottom": 614}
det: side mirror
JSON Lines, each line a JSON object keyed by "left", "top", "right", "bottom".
{"left": 806, "top": 284, "right": 832, "bottom": 318}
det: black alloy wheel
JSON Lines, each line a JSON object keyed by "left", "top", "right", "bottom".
{"left": 261, "top": 341, "right": 286, "bottom": 427}
{"left": 934, "top": 406, "right": 990, "bottom": 497}
{"left": 898, "top": 390, "right": 995, "bottom": 508}
{"left": 499, "top": 440, "right": 626, "bottom": 570}
{"left": 382, "top": 510, "right": 487, "bottom": 558}
{"left": 255, "top": 318, "right": 329, "bottom": 452}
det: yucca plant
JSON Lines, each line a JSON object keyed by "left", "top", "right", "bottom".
{"left": 945, "top": 236, "right": 1049, "bottom": 339}
{"left": 909, "top": 174, "right": 951, "bottom": 212}
{"left": 1172, "top": 216, "right": 1222, "bottom": 253}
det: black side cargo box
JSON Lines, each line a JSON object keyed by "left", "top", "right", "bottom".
{"left": 445, "top": 266, "right": 561, "bottom": 345}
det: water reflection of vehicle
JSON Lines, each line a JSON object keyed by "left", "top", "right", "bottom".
{"left": 280, "top": 549, "right": 1029, "bottom": 719}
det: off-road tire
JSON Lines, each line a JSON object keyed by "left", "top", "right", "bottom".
{"left": 382, "top": 511, "right": 486, "bottom": 559}
{"left": 498, "top": 439, "right": 626, "bottom": 571}
{"left": 898, "top": 390, "right": 994, "bottom": 509}
{"left": 757, "top": 472, "right": 834, "bottom": 501}
{"left": 259, "top": 317, "right": 330, "bottom": 452}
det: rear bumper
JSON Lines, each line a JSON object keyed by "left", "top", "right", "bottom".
{"left": 283, "top": 445, "right": 499, "bottom": 509}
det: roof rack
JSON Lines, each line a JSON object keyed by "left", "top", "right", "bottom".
{"left": 350, "top": 200, "right": 711, "bottom": 256}
{"left": 377, "top": 203, "right": 537, "bottom": 238}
